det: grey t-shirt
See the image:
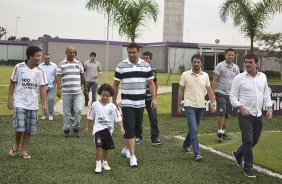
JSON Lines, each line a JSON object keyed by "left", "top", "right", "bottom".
{"left": 213, "top": 60, "right": 240, "bottom": 95}
{"left": 84, "top": 60, "right": 102, "bottom": 82}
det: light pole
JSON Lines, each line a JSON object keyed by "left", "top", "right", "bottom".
{"left": 15, "top": 16, "right": 20, "bottom": 38}
{"left": 214, "top": 39, "right": 220, "bottom": 68}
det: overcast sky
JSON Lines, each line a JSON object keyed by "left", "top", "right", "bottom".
{"left": 1, "top": 0, "right": 282, "bottom": 46}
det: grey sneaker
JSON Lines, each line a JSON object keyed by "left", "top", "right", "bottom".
{"left": 244, "top": 169, "right": 256, "bottom": 178}
{"left": 195, "top": 155, "right": 204, "bottom": 161}
{"left": 73, "top": 128, "right": 80, "bottom": 138}
{"left": 232, "top": 150, "right": 243, "bottom": 167}
{"left": 135, "top": 138, "right": 141, "bottom": 145}
{"left": 41, "top": 115, "right": 47, "bottom": 120}
{"left": 183, "top": 147, "right": 191, "bottom": 153}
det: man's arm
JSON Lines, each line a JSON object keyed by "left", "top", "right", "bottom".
{"left": 56, "top": 75, "right": 62, "bottom": 98}
{"left": 80, "top": 73, "right": 87, "bottom": 96}
{"left": 7, "top": 81, "right": 16, "bottom": 110}
{"left": 211, "top": 73, "right": 219, "bottom": 94}
{"left": 177, "top": 85, "right": 185, "bottom": 114}
{"left": 148, "top": 79, "right": 156, "bottom": 108}
{"left": 206, "top": 86, "right": 216, "bottom": 112}
{"left": 40, "top": 85, "right": 48, "bottom": 114}
{"left": 112, "top": 80, "right": 120, "bottom": 108}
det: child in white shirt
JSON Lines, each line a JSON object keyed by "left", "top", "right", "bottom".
{"left": 84, "top": 83, "right": 124, "bottom": 173}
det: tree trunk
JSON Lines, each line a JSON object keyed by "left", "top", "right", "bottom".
{"left": 250, "top": 36, "right": 254, "bottom": 53}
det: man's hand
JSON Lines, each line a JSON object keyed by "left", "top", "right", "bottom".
{"left": 239, "top": 106, "right": 250, "bottom": 117}
{"left": 177, "top": 105, "right": 183, "bottom": 115}
{"left": 151, "top": 98, "right": 157, "bottom": 108}
{"left": 210, "top": 105, "right": 216, "bottom": 113}
{"left": 57, "top": 89, "right": 62, "bottom": 98}
{"left": 266, "top": 109, "right": 273, "bottom": 122}
{"left": 42, "top": 103, "right": 48, "bottom": 114}
{"left": 120, "top": 127, "right": 125, "bottom": 135}
{"left": 7, "top": 100, "right": 13, "bottom": 110}
{"left": 84, "top": 127, "right": 89, "bottom": 136}
{"left": 83, "top": 88, "right": 88, "bottom": 96}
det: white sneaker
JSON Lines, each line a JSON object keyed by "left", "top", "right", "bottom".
{"left": 48, "top": 116, "right": 53, "bottom": 121}
{"left": 130, "top": 155, "right": 137, "bottom": 167}
{"left": 41, "top": 115, "right": 46, "bottom": 120}
{"left": 120, "top": 149, "right": 130, "bottom": 159}
{"left": 102, "top": 161, "right": 111, "bottom": 171}
{"left": 95, "top": 160, "right": 102, "bottom": 173}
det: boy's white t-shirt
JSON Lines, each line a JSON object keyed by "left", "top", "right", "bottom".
{"left": 87, "top": 101, "right": 122, "bottom": 135}
{"left": 10, "top": 62, "right": 48, "bottom": 110}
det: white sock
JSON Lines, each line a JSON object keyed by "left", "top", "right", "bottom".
{"left": 222, "top": 130, "right": 225, "bottom": 134}
{"left": 96, "top": 160, "right": 101, "bottom": 164}
{"left": 218, "top": 129, "right": 223, "bottom": 133}
{"left": 103, "top": 160, "right": 107, "bottom": 164}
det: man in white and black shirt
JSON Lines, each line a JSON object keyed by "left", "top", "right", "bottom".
{"left": 113, "top": 43, "right": 156, "bottom": 167}
{"left": 56, "top": 46, "right": 87, "bottom": 137}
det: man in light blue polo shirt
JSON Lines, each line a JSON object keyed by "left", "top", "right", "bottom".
{"left": 38, "top": 53, "right": 57, "bottom": 121}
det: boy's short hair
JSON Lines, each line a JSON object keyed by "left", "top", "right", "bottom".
{"left": 142, "top": 51, "right": 153, "bottom": 59}
{"left": 98, "top": 83, "right": 114, "bottom": 96}
{"left": 26, "top": 46, "right": 41, "bottom": 59}
{"left": 127, "top": 43, "right": 140, "bottom": 52}
{"left": 191, "top": 54, "right": 202, "bottom": 62}
{"left": 90, "top": 52, "right": 96, "bottom": 57}
{"left": 244, "top": 53, "right": 259, "bottom": 63}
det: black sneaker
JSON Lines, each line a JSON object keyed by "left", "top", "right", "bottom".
{"left": 232, "top": 150, "right": 243, "bottom": 167}
{"left": 244, "top": 169, "right": 256, "bottom": 178}
{"left": 217, "top": 133, "right": 223, "bottom": 143}
{"left": 73, "top": 128, "right": 80, "bottom": 138}
{"left": 151, "top": 139, "right": 163, "bottom": 146}
{"left": 64, "top": 130, "right": 70, "bottom": 137}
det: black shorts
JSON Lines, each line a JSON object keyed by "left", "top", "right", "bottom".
{"left": 215, "top": 92, "right": 232, "bottom": 118}
{"left": 122, "top": 107, "right": 144, "bottom": 139}
{"left": 94, "top": 129, "right": 115, "bottom": 150}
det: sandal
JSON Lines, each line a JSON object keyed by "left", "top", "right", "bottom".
{"left": 9, "top": 147, "right": 18, "bottom": 157}
{"left": 21, "top": 154, "right": 31, "bottom": 160}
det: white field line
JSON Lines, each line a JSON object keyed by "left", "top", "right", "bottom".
{"left": 198, "top": 130, "right": 282, "bottom": 136}
{"left": 174, "top": 135, "right": 282, "bottom": 180}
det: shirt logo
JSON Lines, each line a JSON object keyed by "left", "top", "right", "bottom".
{"left": 109, "top": 109, "right": 113, "bottom": 115}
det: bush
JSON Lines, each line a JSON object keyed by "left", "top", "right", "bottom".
{"left": 178, "top": 64, "right": 186, "bottom": 73}
{"left": 263, "top": 70, "right": 281, "bottom": 78}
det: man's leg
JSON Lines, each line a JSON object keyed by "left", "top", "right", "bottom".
{"left": 85, "top": 81, "right": 91, "bottom": 106}
{"left": 62, "top": 94, "right": 72, "bottom": 136}
{"left": 134, "top": 108, "right": 144, "bottom": 144}
{"left": 47, "top": 87, "right": 55, "bottom": 119}
{"left": 73, "top": 93, "right": 82, "bottom": 137}
{"left": 145, "top": 100, "right": 160, "bottom": 143}
{"left": 92, "top": 81, "right": 98, "bottom": 104}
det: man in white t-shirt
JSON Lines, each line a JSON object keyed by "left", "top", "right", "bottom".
{"left": 7, "top": 45, "right": 48, "bottom": 160}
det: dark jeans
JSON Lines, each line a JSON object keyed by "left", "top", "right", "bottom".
{"left": 85, "top": 81, "right": 98, "bottom": 104}
{"left": 235, "top": 113, "right": 263, "bottom": 170}
{"left": 145, "top": 100, "right": 160, "bottom": 141}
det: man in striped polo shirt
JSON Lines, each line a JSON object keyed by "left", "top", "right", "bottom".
{"left": 56, "top": 46, "right": 87, "bottom": 138}
{"left": 113, "top": 43, "right": 156, "bottom": 167}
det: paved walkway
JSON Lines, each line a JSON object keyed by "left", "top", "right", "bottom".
{"left": 54, "top": 86, "right": 172, "bottom": 115}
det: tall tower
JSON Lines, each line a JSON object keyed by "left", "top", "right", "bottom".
{"left": 163, "top": 0, "right": 185, "bottom": 42}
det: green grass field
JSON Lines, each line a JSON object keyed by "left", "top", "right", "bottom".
{"left": 1, "top": 66, "right": 282, "bottom": 183}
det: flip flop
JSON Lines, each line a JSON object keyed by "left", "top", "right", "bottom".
{"left": 9, "top": 147, "right": 18, "bottom": 157}
{"left": 21, "top": 154, "right": 31, "bottom": 160}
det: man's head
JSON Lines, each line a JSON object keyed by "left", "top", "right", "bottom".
{"left": 142, "top": 51, "right": 153, "bottom": 64}
{"left": 225, "top": 48, "right": 235, "bottom": 63}
{"left": 44, "top": 53, "right": 51, "bottom": 64}
{"left": 90, "top": 52, "right": 96, "bottom": 61}
{"left": 65, "top": 46, "right": 75, "bottom": 61}
{"left": 244, "top": 53, "right": 259, "bottom": 74}
{"left": 191, "top": 54, "right": 202, "bottom": 71}
{"left": 127, "top": 43, "right": 140, "bottom": 64}
{"left": 26, "top": 46, "right": 42, "bottom": 65}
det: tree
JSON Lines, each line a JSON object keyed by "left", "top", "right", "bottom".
{"left": 0, "top": 26, "right": 7, "bottom": 40}
{"left": 20, "top": 37, "right": 30, "bottom": 41}
{"left": 220, "top": 0, "right": 282, "bottom": 52}
{"left": 38, "top": 34, "right": 52, "bottom": 40}
{"left": 114, "top": 0, "right": 159, "bottom": 42}
{"left": 8, "top": 36, "right": 16, "bottom": 41}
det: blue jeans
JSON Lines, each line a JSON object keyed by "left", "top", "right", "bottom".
{"left": 41, "top": 87, "right": 55, "bottom": 117}
{"left": 183, "top": 106, "right": 205, "bottom": 157}
{"left": 62, "top": 93, "right": 82, "bottom": 131}
{"left": 235, "top": 113, "right": 262, "bottom": 170}
{"left": 85, "top": 81, "right": 98, "bottom": 104}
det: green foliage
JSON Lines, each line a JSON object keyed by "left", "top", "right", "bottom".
{"left": 178, "top": 64, "right": 186, "bottom": 74}
{"left": 0, "top": 26, "right": 7, "bottom": 40}
{"left": 220, "top": 0, "right": 282, "bottom": 52}
{"left": 8, "top": 36, "right": 16, "bottom": 40}
{"left": 264, "top": 70, "right": 281, "bottom": 78}
{"left": 20, "top": 37, "right": 30, "bottom": 41}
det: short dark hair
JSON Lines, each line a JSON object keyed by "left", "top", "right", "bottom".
{"left": 97, "top": 83, "right": 114, "bottom": 96}
{"left": 225, "top": 48, "right": 235, "bottom": 54}
{"left": 244, "top": 53, "right": 259, "bottom": 63}
{"left": 90, "top": 52, "right": 96, "bottom": 57}
{"left": 142, "top": 51, "right": 153, "bottom": 59}
{"left": 191, "top": 54, "right": 202, "bottom": 62}
{"left": 26, "top": 46, "right": 41, "bottom": 59}
{"left": 127, "top": 42, "right": 140, "bottom": 52}
{"left": 44, "top": 53, "right": 50, "bottom": 56}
